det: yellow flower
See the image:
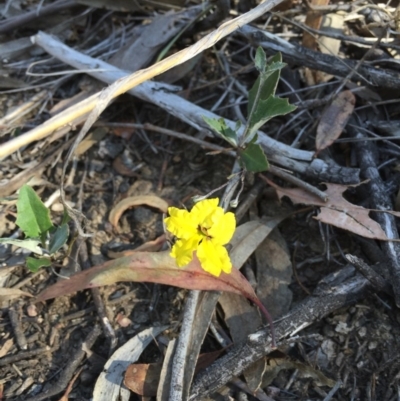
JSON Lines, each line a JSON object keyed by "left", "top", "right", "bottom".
{"left": 164, "top": 198, "right": 236, "bottom": 276}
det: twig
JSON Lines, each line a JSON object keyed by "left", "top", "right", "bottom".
{"left": 8, "top": 305, "right": 27, "bottom": 350}
{"left": 23, "top": 325, "right": 101, "bottom": 401}
{"left": 323, "top": 380, "right": 342, "bottom": 401}
{"left": 0, "top": 346, "right": 51, "bottom": 367}
{"left": 0, "top": 0, "right": 78, "bottom": 35}
{"left": 346, "top": 254, "right": 393, "bottom": 296}
{"left": 169, "top": 290, "right": 201, "bottom": 401}
{"left": 234, "top": 179, "right": 266, "bottom": 223}
{"left": 79, "top": 241, "right": 117, "bottom": 354}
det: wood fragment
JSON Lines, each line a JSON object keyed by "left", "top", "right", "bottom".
{"left": 8, "top": 305, "right": 27, "bottom": 351}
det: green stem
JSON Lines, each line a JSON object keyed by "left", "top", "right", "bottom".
{"left": 240, "top": 74, "right": 266, "bottom": 146}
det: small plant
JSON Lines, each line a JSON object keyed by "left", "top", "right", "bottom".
{"left": 203, "top": 48, "right": 296, "bottom": 173}
{"left": 1, "top": 185, "right": 69, "bottom": 272}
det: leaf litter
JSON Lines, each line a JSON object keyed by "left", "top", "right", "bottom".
{"left": 1, "top": 0, "right": 400, "bottom": 399}
{"left": 267, "top": 177, "right": 400, "bottom": 240}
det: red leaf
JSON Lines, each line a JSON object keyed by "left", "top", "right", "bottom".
{"left": 35, "top": 251, "right": 260, "bottom": 306}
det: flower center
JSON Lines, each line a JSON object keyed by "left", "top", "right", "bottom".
{"left": 198, "top": 224, "right": 212, "bottom": 240}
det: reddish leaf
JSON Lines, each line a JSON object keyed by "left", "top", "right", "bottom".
{"left": 124, "top": 363, "right": 161, "bottom": 396}
{"left": 267, "top": 178, "right": 400, "bottom": 240}
{"left": 35, "top": 251, "right": 262, "bottom": 308}
{"left": 315, "top": 91, "right": 356, "bottom": 155}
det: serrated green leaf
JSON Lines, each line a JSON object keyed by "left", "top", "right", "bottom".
{"left": 0, "top": 238, "right": 43, "bottom": 255}
{"left": 248, "top": 96, "right": 297, "bottom": 138}
{"left": 239, "top": 143, "right": 269, "bottom": 172}
{"left": 254, "top": 46, "right": 266, "bottom": 72}
{"left": 48, "top": 224, "right": 69, "bottom": 254}
{"left": 247, "top": 53, "right": 284, "bottom": 117}
{"left": 26, "top": 257, "right": 51, "bottom": 273}
{"left": 203, "top": 116, "right": 238, "bottom": 147}
{"left": 16, "top": 185, "right": 53, "bottom": 238}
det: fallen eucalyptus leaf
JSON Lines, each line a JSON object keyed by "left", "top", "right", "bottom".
{"left": 109, "top": 195, "right": 168, "bottom": 231}
{"left": 36, "top": 251, "right": 263, "bottom": 310}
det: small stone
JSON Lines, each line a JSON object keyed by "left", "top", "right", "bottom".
{"left": 116, "top": 313, "right": 132, "bottom": 327}
{"left": 27, "top": 304, "right": 38, "bottom": 317}
{"left": 133, "top": 207, "right": 154, "bottom": 224}
{"left": 358, "top": 327, "right": 367, "bottom": 338}
{"left": 335, "top": 321, "right": 352, "bottom": 334}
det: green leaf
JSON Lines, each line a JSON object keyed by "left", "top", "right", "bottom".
{"left": 239, "top": 143, "right": 269, "bottom": 172}
{"left": 203, "top": 116, "right": 238, "bottom": 147}
{"left": 48, "top": 224, "right": 69, "bottom": 254}
{"left": 0, "top": 238, "right": 43, "bottom": 255}
{"left": 254, "top": 46, "right": 266, "bottom": 72}
{"left": 248, "top": 96, "right": 297, "bottom": 138}
{"left": 26, "top": 257, "right": 51, "bottom": 273}
{"left": 16, "top": 185, "right": 53, "bottom": 238}
{"left": 247, "top": 53, "right": 285, "bottom": 117}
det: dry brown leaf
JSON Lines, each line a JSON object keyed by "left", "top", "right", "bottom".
{"left": 315, "top": 91, "right": 356, "bottom": 155}
{"left": 0, "top": 337, "right": 14, "bottom": 358}
{"left": 267, "top": 179, "right": 400, "bottom": 240}
{"left": 109, "top": 195, "right": 169, "bottom": 231}
{"left": 0, "top": 287, "right": 32, "bottom": 303}
{"left": 124, "top": 363, "right": 161, "bottom": 396}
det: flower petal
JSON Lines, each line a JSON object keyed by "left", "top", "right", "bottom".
{"left": 208, "top": 211, "right": 236, "bottom": 245}
{"left": 165, "top": 207, "right": 197, "bottom": 239}
{"left": 191, "top": 198, "right": 219, "bottom": 226}
{"left": 197, "top": 239, "right": 232, "bottom": 276}
{"left": 170, "top": 238, "right": 198, "bottom": 267}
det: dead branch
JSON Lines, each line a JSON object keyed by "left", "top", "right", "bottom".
{"left": 18, "top": 32, "right": 360, "bottom": 185}
{"left": 239, "top": 25, "right": 400, "bottom": 90}
{"left": 189, "top": 268, "right": 370, "bottom": 400}
{"left": 0, "top": 0, "right": 79, "bottom": 35}
{"left": 347, "top": 124, "right": 400, "bottom": 307}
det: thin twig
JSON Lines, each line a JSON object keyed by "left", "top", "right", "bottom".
{"left": 79, "top": 241, "right": 117, "bottom": 354}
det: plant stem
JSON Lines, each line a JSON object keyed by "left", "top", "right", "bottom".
{"left": 240, "top": 74, "right": 266, "bottom": 146}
